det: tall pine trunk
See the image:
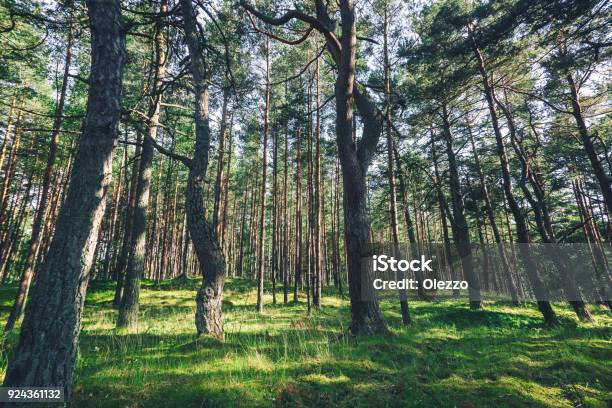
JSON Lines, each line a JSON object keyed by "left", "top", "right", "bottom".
{"left": 3, "top": 0, "right": 125, "bottom": 390}
{"left": 118, "top": 0, "right": 168, "bottom": 327}
{"left": 180, "top": 0, "right": 226, "bottom": 337}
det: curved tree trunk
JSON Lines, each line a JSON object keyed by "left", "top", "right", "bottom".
{"left": 336, "top": 0, "right": 386, "bottom": 335}
{"left": 566, "top": 74, "right": 612, "bottom": 217}
{"left": 180, "top": 0, "right": 226, "bottom": 337}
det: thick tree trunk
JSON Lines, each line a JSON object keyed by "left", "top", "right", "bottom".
{"left": 3, "top": 0, "right": 125, "bottom": 391}
{"left": 181, "top": 0, "right": 226, "bottom": 337}
{"left": 336, "top": 0, "right": 386, "bottom": 335}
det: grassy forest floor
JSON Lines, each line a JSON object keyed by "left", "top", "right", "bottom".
{"left": 0, "top": 278, "right": 610, "bottom": 407}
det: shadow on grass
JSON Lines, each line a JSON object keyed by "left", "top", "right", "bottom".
{"left": 1, "top": 279, "right": 609, "bottom": 407}
{"left": 68, "top": 299, "right": 612, "bottom": 407}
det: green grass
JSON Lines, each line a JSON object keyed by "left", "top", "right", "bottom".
{"left": 0, "top": 278, "right": 610, "bottom": 407}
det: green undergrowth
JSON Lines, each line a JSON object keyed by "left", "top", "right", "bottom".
{"left": 0, "top": 278, "right": 610, "bottom": 407}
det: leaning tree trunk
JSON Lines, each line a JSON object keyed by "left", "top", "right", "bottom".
{"left": 469, "top": 30, "right": 556, "bottom": 325}
{"left": 466, "top": 117, "right": 519, "bottom": 304}
{"left": 4, "top": 21, "right": 74, "bottom": 333}
{"left": 3, "top": 0, "right": 125, "bottom": 392}
{"left": 566, "top": 74, "right": 612, "bottom": 217}
{"left": 180, "top": 0, "right": 226, "bottom": 337}
{"left": 430, "top": 130, "right": 460, "bottom": 297}
{"left": 496, "top": 94, "right": 592, "bottom": 321}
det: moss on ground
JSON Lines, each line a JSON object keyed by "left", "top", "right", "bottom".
{"left": 0, "top": 278, "right": 610, "bottom": 407}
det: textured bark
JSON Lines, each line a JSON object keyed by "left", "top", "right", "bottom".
{"left": 282, "top": 119, "right": 289, "bottom": 303}
{"left": 240, "top": 0, "right": 387, "bottom": 334}
{"left": 430, "top": 134, "right": 459, "bottom": 298}
{"left": 294, "top": 127, "right": 303, "bottom": 303}
{"left": 336, "top": 0, "right": 386, "bottom": 335}
{"left": 393, "top": 144, "right": 427, "bottom": 300}
{"left": 0, "top": 109, "right": 22, "bottom": 218}
{"left": 272, "top": 119, "right": 278, "bottom": 305}
{"left": 180, "top": 0, "right": 226, "bottom": 337}
{"left": 313, "top": 50, "right": 323, "bottom": 309}
{"left": 573, "top": 177, "right": 612, "bottom": 307}
{"left": 213, "top": 89, "right": 229, "bottom": 239}
{"left": 118, "top": 0, "right": 167, "bottom": 327}
{"left": 0, "top": 154, "right": 35, "bottom": 282}
{"left": 112, "top": 130, "right": 142, "bottom": 307}
{"left": 221, "top": 117, "right": 233, "bottom": 251}
{"left": 102, "top": 145, "right": 126, "bottom": 279}
{"left": 3, "top": 0, "right": 125, "bottom": 391}
{"left": 0, "top": 93, "right": 17, "bottom": 174}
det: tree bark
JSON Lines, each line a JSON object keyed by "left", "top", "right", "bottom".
{"left": 439, "top": 107, "right": 482, "bottom": 308}
{"left": 383, "top": 7, "right": 410, "bottom": 323}
{"left": 118, "top": 0, "right": 168, "bottom": 327}
{"left": 180, "top": 0, "right": 226, "bottom": 337}
{"left": 3, "top": 0, "right": 125, "bottom": 391}
{"left": 566, "top": 74, "right": 612, "bottom": 216}
{"left": 256, "top": 38, "right": 270, "bottom": 313}
{"left": 469, "top": 29, "right": 556, "bottom": 324}
{"left": 466, "top": 117, "right": 519, "bottom": 304}
{"left": 213, "top": 88, "right": 229, "bottom": 239}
